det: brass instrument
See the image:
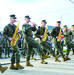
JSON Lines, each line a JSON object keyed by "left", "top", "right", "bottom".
{"left": 11, "top": 21, "right": 21, "bottom": 47}
{"left": 42, "top": 27, "right": 48, "bottom": 42}
{"left": 57, "top": 28, "right": 62, "bottom": 41}
{"left": 30, "top": 21, "right": 38, "bottom": 27}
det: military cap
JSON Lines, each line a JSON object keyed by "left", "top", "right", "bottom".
{"left": 24, "top": 15, "right": 31, "bottom": 19}
{"left": 41, "top": 20, "right": 47, "bottom": 23}
{"left": 56, "top": 21, "right": 61, "bottom": 24}
{"left": 63, "top": 25, "right": 67, "bottom": 28}
{"left": 10, "top": 14, "right": 17, "bottom": 19}
{"left": 72, "top": 25, "right": 74, "bottom": 27}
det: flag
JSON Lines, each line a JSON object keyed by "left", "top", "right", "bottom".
{"left": 61, "top": 35, "right": 64, "bottom": 41}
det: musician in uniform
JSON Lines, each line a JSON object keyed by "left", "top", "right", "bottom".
{"left": 22, "top": 15, "right": 48, "bottom": 67}
{"left": 35, "top": 20, "right": 55, "bottom": 58}
{"left": 63, "top": 25, "right": 74, "bottom": 60}
{"left": 0, "top": 63, "right": 8, "bottom": 73}
{"left": 3, "top": 14, "right": 24, "bottom": 70}
{"left": 0, "top": 32, "right": 3, "bottom": 58}
{"left": 71, "top": 25, "right": 74, "bottom": 55}
{"left": 51, "top": 21, "right": 67, "bottom": 62}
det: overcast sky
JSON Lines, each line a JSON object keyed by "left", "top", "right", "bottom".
{"left": 0, "top": 0, "right": 74, "bottom": 31}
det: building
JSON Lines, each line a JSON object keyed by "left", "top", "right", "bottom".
{"left": 47, "top": 25, "right": 54, "bottom": 33}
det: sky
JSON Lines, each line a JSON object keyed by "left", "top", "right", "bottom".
{"left": 0, "top": 0, "right": 74, "bottom": 31}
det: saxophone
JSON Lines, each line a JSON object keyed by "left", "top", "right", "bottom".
{"left": 42, "top": 27, "right": 48, "bottom": 42}
{"left": 57, "top": 28, "right": 62, "bottom": 41}
{"left": 11, "top": 21, "right": 21, "bottom": 47}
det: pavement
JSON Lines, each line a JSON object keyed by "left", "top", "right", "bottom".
{"left": 0, "top": 51, "right": 74, "bottom": 75}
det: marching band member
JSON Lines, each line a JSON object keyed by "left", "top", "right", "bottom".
{"left": 63, "top": 25, "right": 74, "bottom": 60}
{"left": 35, "top": 20, "right": 55, "bottom": 58}
{"left": 51, "top": 21, "right": 67, "bottom": 62}
{"left": 3, "top": 14, "right": 24, "bottom": 70}
{"left": 22, "top": 15, "right": 48, "bottom": 67}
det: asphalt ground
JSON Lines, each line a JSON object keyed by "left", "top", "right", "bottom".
{"left": 0, "top": 51, "right": 74, "bottom": 75}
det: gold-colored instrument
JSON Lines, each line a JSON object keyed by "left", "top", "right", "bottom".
{"left": 57, "top": 28, "right": 62, "bottom": 41}
{"left": 11, "top": 21, "right": 21, "bottom": 47}
{"left": 30, "top": 21, "right": 38, "bottom": 27}
{"left": 42, "top": 27, "right": 48, "bottom": 42}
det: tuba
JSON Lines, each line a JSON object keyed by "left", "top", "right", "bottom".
{"left": 57, "top": 28, "right": 62, "bottom": 41}
{"left": 42, "top": 27, "right": 48, "bottom": 42}
{"left": 11, "top": 21, "right": 21, "bottom": 47}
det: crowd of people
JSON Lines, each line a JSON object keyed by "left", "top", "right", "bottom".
{"left": 0, "top": 14, "right": 74, "bottom": 73}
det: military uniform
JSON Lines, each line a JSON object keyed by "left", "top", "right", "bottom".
{"left": 0, "top": 33, "right": 3, "bottom": 58}
{"left": 21, "top": 33, "right": 36, "bottom": 59}
{"left": 22, "top": 16, "right": 48, "bottom": 66}
{"left": 21, "top": 38, "right": 25, "bottom": 57}
{"left": 22, "top": 23, "right": 44, "bottom": 59}
{"left": 56, "top": 35, "right": 64, "bottom": 56}
{"left": 63, "top": 25, "right": 74, "bottom": 60}
{"left": 31, "top": 50, "right": 36, "bottom": 60}
{"left": 51, "top": 21, "right": 66, "bottom": 62}
{"left": 3, "top": 14, "right": 24, "bottom": 69}
{"left": 3, "top": 23, "right": 20, "bottom": 63}
{"left": 35, "top": 25, "right": 55, "bottom": 57}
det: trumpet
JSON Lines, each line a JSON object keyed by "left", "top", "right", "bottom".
{"left": 30, "top": 21, "right": 38, "bottom": 27}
